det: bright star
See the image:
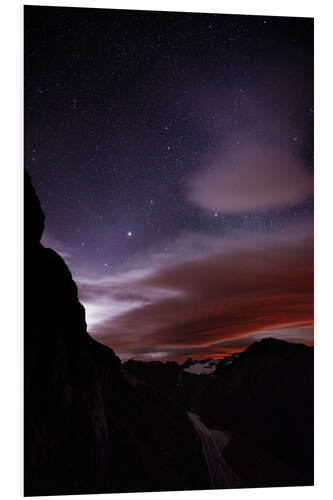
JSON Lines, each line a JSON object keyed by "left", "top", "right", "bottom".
{"left": 127, "top": 231, "right": 132, "bottom": 237}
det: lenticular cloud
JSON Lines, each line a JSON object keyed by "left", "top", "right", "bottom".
{"left": 188, "top": 143, "right": 313, "bottom": 214}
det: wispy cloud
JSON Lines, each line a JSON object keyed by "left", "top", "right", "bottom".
{"left": 76, "top": 221, "right": 313, "bottom": 361}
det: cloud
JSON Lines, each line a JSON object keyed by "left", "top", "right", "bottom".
{"left": 77, "top": 224, "right": 313, "bottom": 361}
{"left": 188, "top": 143, "right": 313, "bottom": 214}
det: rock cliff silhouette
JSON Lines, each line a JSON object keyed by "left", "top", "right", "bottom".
{"left": 24, "top": 171, "right": 209, "bottom": 496}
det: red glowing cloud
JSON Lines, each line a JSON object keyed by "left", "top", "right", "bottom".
{"left": 78, "top": 226, "right": 313, "bottom": 361}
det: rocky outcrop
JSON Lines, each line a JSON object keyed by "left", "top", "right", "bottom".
{"left": 24, "top": 171, "right": 209, "bottom": 496}
{"left": 200, "top": 338, "right": 314, "bottom": 485}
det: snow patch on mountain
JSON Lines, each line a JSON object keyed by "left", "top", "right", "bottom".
{"left": 184, "top": 359, "right": 219, "bottom": 375}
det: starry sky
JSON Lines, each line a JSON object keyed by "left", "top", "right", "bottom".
{"left": 25, "top": 6, "right": 314, "bottom": 362}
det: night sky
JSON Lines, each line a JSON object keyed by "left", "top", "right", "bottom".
{"left": 25, "top": 6, "right": 314, "bottom": 361}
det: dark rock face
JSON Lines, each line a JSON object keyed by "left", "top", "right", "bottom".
{"left": 200, "top": 338, "right": 314, "bottom": 485}
{"left": 24, "top": 171, "right": 209, "bottom": 496}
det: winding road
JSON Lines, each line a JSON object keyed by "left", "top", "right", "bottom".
{"left": 188, "top": 412, "right": 245, "bottom": 489}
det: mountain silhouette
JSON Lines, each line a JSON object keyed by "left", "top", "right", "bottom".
{"left": 24, "top": 171, "right": 209, "bottom": 496}
{"left": 125, "top": 338, "right": 314, "bottom": 486}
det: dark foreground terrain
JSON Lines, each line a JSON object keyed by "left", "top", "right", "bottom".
{"left": 25, "top": 171, "right": 313, "bottom": 495}
{"left": 125, "top": 338, "right": 314, "bottom": 487}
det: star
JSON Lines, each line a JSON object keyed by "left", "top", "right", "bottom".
{"left": 25, "top": 6, "right": 313, "bottom": 363}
